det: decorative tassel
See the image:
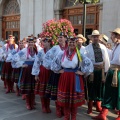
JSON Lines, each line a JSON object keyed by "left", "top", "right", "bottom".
{"left": 111, "top": 68, "right": 118, "bottom": 87}
{"left": 102, "top": 68, "right": 105, "bottom": 82}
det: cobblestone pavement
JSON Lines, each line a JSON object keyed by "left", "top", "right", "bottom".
{"left": 0, "top": 80, "right": 118, "bottom": 120}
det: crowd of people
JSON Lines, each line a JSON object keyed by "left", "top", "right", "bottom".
{"left": 0, "top": 28, "right": 120, "bottom": 120}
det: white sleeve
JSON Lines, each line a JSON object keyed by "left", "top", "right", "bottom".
{"left": 31, "top": 51, "right": 43, "bottom": 75}
{"left": 51, "top": 51, "right": 64, "bottom": 72}
{"left": 43, "top": 46, "right": 58, "bottom": 69}
{"left": 12, "top": 48, "right": 27, "bottom": 62}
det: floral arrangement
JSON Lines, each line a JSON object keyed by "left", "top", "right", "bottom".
{"left": 39, "top": 19, "right": 74, "bottom": 45}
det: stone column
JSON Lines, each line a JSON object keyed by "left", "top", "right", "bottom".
{"left": 99, "top": 3, "right": 103, "bottom": 33}
{"left": 54, "top": 0, "right": 64, "bottom": 20}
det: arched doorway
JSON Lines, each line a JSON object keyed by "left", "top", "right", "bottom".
{"left": 2, "top": 0, "right": 20, "bottom": 43}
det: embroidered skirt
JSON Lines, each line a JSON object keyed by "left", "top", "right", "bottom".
{"left": 11, "top": 68, "right": 21, "bottom": 83}
{"left": 57, "top": 71, "right": 85, "bottom": 108}
{"left": 102, "top": 69, "right": 120, "bottom": 110}
{"left": 35, "top": 65, "right": 51, "bottom": 97}
{"left": 45, "top": 71, "right": 61, "bottom": 100}
{"left": 20, "top": 65, "right": 35, "bottom": 94}
{"left": 1, "top": 62, "right": 13, "bottom": 82}
{"left": 87, "top": 69, "right": 104, "bottom": 101}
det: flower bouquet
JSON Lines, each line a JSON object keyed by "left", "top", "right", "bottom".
{"left": 40, "top": 19, "right": 74, "bottom": 45}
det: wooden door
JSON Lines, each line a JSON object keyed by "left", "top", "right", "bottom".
{"left": 2, "top": 15, "right": 20, "bottom": 42}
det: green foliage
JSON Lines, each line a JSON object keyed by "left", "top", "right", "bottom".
{"left": 79, "top": 0, "right": 99, "bottom": 4}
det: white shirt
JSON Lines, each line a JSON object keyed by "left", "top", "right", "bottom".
{"left": 111, "top": 44, "right": 120, "bottom": 65}
{"left": 85, "top": 43, "right": 110, "bottom": 72}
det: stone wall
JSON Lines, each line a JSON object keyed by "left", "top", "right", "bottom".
{"left": 100, "top": 0, "right": 120, "bottom": 42}
{"left": 20, "top": 0, "right": 54, "bottom": 39}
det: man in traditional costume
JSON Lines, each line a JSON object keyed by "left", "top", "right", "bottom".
{"left": 76, "top": 34, "right": 86, "bottom": 55}
{"left": 92, "top": 28, "right": 120, "bottom": 120}
{"left": 100, "top": 34, "right": 112, "bottom": 60}
{"left": 85, "top": 30, "right": 110, "bottom": 114}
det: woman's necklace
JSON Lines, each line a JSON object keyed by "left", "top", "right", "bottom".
{"left": 66, "top": 49, "right": 76, "bottom": 61}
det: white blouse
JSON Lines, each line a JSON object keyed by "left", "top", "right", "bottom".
{"left": 12, "top": 47, "right": 36, "bottom": 68}
{"left": 51, "top": 51, "right": 93, "bottom": 77}
{"left": 61, "top": 53, "right": 78, "bottom": 69}
{"left": 1, "top": 43, "right": 18, "bottom": 61}
{"left": 32, "top": 49, "right": 45, "bottom": 76}
{"left": 111, "top": 44, "right": 120, "bottom": 65}
{"left": 43, "top": 45, "right": 64, "bottom": 69}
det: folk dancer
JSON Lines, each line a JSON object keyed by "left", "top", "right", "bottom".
{"left": 51, "top": 36, "right": 93, "bottom": 120}
{"left": 32, "top": 37, "right": 52, "bottom": 113}
{"left": 100, "top": 34, "right": 112, "bottom": 60}
{"left": 92, "top": 28, "right": 120, "bottom": 120}
{"left": 1, "top": 35, "right": 18, "bottom": 93}
{"left": 43, "top": 32, "right": 67, "bottom": 117}
{"left": 85, "top": 30, "right": 110, "bottom": 114}
{"left": 12, "top": 38, "right": 38, "bottom": 110}
{"left": 6, "top": 40, "right": 26, "bottom": 96}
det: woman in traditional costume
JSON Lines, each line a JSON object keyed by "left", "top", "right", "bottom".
{"left": 12, "top": 38, "right": 38, "bottom": 110}
{"left": 32, "top": 37, "right": 52, "bottom": 113}
{"left": 51, "top": 36, "right": 93, "bottom": 120}
{"left": 6, "top": 40, "right": 26, "bottom": 96}
{"left": 1, "top": 35, "right": 18, "bottom": 93}
{"left": 43, "top": 32, "right": 67, "bottom": 117}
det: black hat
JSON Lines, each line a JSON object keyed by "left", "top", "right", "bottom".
{"left": 42, "top": 37, "right": 52, "bottom": 42}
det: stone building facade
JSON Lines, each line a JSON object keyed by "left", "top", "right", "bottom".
{"left": 0, "top": 0, "right": 120, "bottom": 42}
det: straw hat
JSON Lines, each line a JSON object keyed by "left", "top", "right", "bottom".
{"left": 88, "top": 30, "right": 100, "bottom": 39}
{"left": 110, "top": 28, "right": 120, "bottom": 35}
{"left": 100, "top": 34, "right": 109, "bottom": 43}
{"left": 77, "top": 34, "right": 86, "bottom": 42}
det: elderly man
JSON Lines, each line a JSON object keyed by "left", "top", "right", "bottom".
{"left": 92, "top": 28, "right": 120, "bottom": 120}
{"left": 85, "top": 30, "right": 110, "bottom": 114}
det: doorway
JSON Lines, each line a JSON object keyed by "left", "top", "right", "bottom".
{"left": 2, "top": 0, "right": 20, "bottom": 43}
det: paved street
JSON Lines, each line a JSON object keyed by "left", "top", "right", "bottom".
{"left": 0, "top": 80, "right": 118, "bottom": 120}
